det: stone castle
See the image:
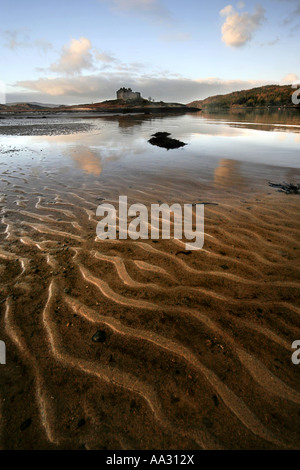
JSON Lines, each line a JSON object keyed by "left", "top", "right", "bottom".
{"left": 116, "top": 87, "right": 141, "bottom": 101}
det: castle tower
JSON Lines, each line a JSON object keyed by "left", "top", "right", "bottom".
{"left": 116, "top": 87, "right": 141, "bottom": 101}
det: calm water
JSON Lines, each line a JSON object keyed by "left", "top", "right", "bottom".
{"left": 1, "top": 111, "right": 300, "bottom": 201}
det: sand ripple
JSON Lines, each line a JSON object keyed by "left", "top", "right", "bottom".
{"left": 0, "top": 170, "right": 300, "bottom": 450}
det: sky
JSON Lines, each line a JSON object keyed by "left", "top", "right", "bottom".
{"left": 0, "top": 0, "right": 299, "bottom": 104}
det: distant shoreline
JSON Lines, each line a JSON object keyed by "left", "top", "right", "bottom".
{"left": 0, "top": 107, "right": 199, "bottom": 119}
{"left": 189, "top": 105, "right": 300, "bottom": 111}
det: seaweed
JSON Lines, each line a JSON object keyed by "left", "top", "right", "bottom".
{"left": 268, "top": 182, "right": 300, "bottom": 194}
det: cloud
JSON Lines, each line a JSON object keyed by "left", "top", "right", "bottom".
{"left": 115, "top": 62, "right": 146, "bottom": 72}
{"left": 101, "top": 0, "right": 190, "bottom": 42}
{"left": 50, "top": 37, "right": 94, "bottom": 75}
{"left": 104, "top": 0, "right": 170, "bottom": 19}
{"left": 0, "top": 29, "right": 52, "bottom": 52}
{"left": 100, "top": 0, "right": 182, "bottom": 30}
{"left": 279, "top": 0, "right": 300, "bottom": 24}
{"left": 259, "top": 36, "right": 279, "bottom": 47}
{"left": 281, "top": 73, "right": 299, "bottom": 84}
{"left": 16, "top": 76, "right": 107, "bottom": 97}
{"left": 34, "top": 39, "right": 53, "bottom": 54}
{"left": 1, "top": 29, "right": 30, "bottom": 50}
{"left": 94, "top": 50, "right": 117, "bottom": 63}
{"left": 160, "top": 32, "right": 191, "bottom": 42}
{"left": 266, "top": 37, "right": 279, "bottom": 46}
{"left": 220, "top": 4, "right": 265, "bottom": 47}
{"left": 14, "top": 74, "right": 270, "bottom": 104}
{"left": 42, "top": 37, "right": 146, "bottom": 75}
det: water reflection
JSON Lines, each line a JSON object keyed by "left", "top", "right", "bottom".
{"left": 69, "top": 146, "right": 103, "bottom": 176}
{"left": 214, "top": 159, "right": 246, "bottom": 188}
{"left": 197, "top": 108, "right": 300, "bottom": 127}
{"left": 1, "top": 111, "right": 300, "bottom": 193}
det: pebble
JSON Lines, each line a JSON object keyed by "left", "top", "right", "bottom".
{"left": 221, "top": 264, "right": 229, "bottom": 270}
{"left": 92, "top": 330, "right": 107, "bottom": 343}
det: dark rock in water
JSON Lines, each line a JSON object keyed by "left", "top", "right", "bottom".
{"left": 152, "top": 132, "right": 171, "bottom": 138}
{"left": 77, "top": 418, "right": 86, "bottom": 428}
{"left": 20, "top": 418, "right": 32, "bottom": 431}
{"left": 148, "top": 131, "right": 186, "bottom": 150}
{"left": 268, "top": 182, "right": 300, "bottom": 194}
{"left": 92, "top": 330, "right": 107, "bottom": 343}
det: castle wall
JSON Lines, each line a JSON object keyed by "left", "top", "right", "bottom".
{"left": 117, "top": 89, "right": 141, "bottom": 101}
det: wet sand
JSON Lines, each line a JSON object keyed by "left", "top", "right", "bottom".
{"left": 0, "top": 117, "right": 300, "bottom": 450}
{"left": 0, "top": 121, "right": 93, "bottom": 136}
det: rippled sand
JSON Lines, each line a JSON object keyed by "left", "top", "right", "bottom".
{"left": 0, "top": 117, "right": 300, "bottom": 450}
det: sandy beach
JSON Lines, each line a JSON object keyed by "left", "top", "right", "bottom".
{"left": 0, "top": 113, "right": 300, "bottom": 449}
{"left": 0, "top": 113, "right": 299, "bottom": 450}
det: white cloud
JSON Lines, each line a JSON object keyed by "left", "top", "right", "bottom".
{"left": 281, "top": 73, "right": 299, "bottom": 84}
{"left": 43, "top": 37, "right": 146, "bottom": 75}
{"left": 50, "top": 37, "right": 94, "bottom": 75}
{"left": 220, "top": 5, "right": 234, "bottom": 17}
{"left": 220, "top": 4, "right": 265, "bottom": 47}
{"left": 16, "top": 76, "right": 105, "bottom": 96}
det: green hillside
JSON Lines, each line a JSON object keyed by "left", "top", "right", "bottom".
{"left": 188, "top": 85, "right": 300, "bottom": 109}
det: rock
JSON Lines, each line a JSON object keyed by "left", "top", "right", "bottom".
{"left": 148, "top": 132, "right": 186, "bottom": 150}
{"left": 92, "top": 330, "right": 107, "bottom": 343}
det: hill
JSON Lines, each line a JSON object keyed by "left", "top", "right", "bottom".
{"left": 188, "top": 85, "right": 300, "bottom": 109}
{"left": 6, "top": 102, "right": 63, "bottom": 108}
{"left": 65, "top": 98, "right": 196, "bottom": 113}
{"left": 0, "top": 98, "right": 197, "bottom": 115}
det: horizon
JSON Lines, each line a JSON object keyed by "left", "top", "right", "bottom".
{"left": 3, "top": 82, "right": 297, "bottom": 107}
{"left": 1, "top": 0, "right": 300, "bottom": 105}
